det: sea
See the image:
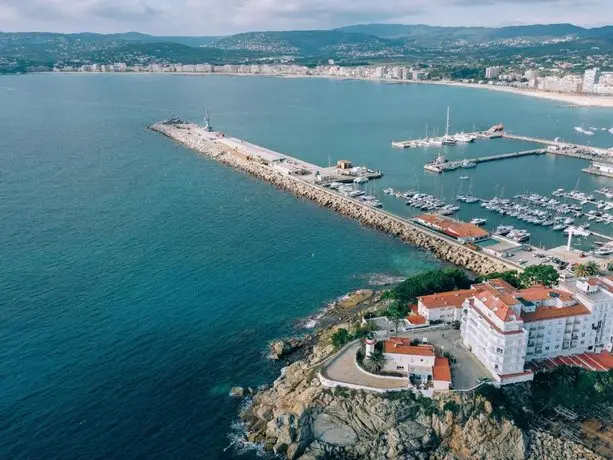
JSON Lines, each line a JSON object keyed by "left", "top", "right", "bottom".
{"left": 1, "top": 73, "right": 612, "bottom": 459}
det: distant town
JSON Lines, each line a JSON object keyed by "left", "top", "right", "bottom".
{"left": 56, "top": 62, "right": 613, "bottom": 97}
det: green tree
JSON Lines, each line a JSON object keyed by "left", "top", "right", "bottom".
{"left": 393, "top": 268, "right": 471, "bottom": 303}
{"left": 363, "top": 350, "right": 386, "bottom": 374}
{"left": 331, "top": 328, "right": 352, "bottom": 349}
{"left": 519, "top": 264, "right": 559, "bottom": 287}
{"left": 482, "top": 270, "right": 521, "bottom": 288}
{"left": 573, "top": 264, "right": 590, "bottom": 278}
{"left": 585, "top": 261, "right": 600, "bottom": 276}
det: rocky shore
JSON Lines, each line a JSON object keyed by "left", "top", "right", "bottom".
{"left": 227, "top": 287, "right": 605, "bottom": 460}
{"left": 150, "top": 122, "right": 518, "bottom": 276}
{"left": 239, "top": 335, "right": 604, "bottom": 460}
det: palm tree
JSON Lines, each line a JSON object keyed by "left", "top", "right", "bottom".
{"left": 363, "top": 350, "right": 386, "bottom": 374}
{"left": 585, "top": 261, "right": 600, "bottom": 276}
{"left": 573, "top": 264, "right": 589, "bottom": 278}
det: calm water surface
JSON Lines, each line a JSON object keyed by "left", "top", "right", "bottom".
{"left": 1, "top": 73, "right": 612, "bottom": 459}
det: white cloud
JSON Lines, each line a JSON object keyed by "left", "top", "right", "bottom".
{"left": 0, "top": 0, "right": 608, "bottom": 35}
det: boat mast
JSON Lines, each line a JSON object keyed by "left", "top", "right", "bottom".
{"left": 445, "top": 106, "right": 451, "bottom": 137}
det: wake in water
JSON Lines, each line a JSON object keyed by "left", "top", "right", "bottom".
{"left": 225, "top": 398, "right": 276, "bottom": 458}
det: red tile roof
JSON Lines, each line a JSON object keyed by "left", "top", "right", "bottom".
{"left": 418, "top": 289, "right": 475, "bottom": 309}
{"left": 468, "top": 299, "right": 524, "bottom": 335}
{"left": 521, "top": 304, "right": 590, "bottom": 322}
{"left": 519, "top": 286, "right": 575, "bottom": 303}
{"left": 432, "top": 357, "right": 452, "bottom": 382}
{"left": 383, "top": 337, "right": 435, "bottom": 356}
{"left": 406, "top": 314, "right": 427, "bottom": 325}
{"left": 474, "top": 290, "right": 520, "bottom": 322}
{"left": 417, "top": 214, "right": 489, "bottom": 240}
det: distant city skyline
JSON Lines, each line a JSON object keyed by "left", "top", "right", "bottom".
{"left": 0, "top": 0, "right": 610, "bottom": 36}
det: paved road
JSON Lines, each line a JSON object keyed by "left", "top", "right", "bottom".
{"left": 321, "top": 342, "right": 408, "bottom": 390}
{"left": 321, "top": 328, "right": 492, "bottom": 391}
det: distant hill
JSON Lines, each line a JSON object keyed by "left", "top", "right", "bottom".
{"left": 213, "top": 30, "right": 404, "bottom": 56}
{"left": 334, "top": 23, "right": 607, "bottom": 44}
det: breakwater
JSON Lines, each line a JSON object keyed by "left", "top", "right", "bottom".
{"left": 150, "top": 121, "right": 520, "bottom": 275}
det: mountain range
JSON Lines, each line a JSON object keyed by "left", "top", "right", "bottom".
{"left": 1, "top": 23, "right": 612, "bottom": 73}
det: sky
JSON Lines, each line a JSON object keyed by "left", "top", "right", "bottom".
{"left": 0, "top": 0, "right": 610, "bottom": 35}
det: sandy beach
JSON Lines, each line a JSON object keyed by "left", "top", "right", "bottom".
{"left": 54, "top": 70, "right": 613, "bottom": 108}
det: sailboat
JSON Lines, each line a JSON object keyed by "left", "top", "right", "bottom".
{"left": 442, "top": 106, "right": 457, "bottom": 145}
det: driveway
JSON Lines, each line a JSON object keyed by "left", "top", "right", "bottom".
{"left": 321, "top": 342, "right": 408, "bottom": 390}
{"left": 400, "top": 328, "right": 492, "bottom": 390}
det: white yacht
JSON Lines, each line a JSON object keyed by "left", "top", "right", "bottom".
{"left": 353, "top": 176, "right": 369, "bottom": 184}
{"left": 470, "top": 218, "right": 487, "bottom": 226}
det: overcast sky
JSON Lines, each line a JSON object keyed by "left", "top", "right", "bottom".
{"left": 0, "top": 0, "right": 610, "bottom": 35}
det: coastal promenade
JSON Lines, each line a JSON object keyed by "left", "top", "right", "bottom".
{"left": 150, "top": 120, "right": 522, "bottom": 275}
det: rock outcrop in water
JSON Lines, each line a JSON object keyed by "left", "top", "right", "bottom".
{"left": 150, "top": 122, "right": 519, "bottom": 277}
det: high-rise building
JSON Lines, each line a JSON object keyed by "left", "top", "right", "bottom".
{"left": 583, "top": 67, "right": 600, "bottom": 93}
{"left": 417, "top": 276, "right": 613, "bottom": 385}
{"left": 485, "top": 66, "right": 503, "bottom": 79}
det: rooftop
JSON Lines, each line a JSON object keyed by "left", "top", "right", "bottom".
{"left": 418, "top": 289, "right": 475, "bottom": 309}
{"left": 521, "top": 303, "right": 591, "bottom": 322}
{"left": 417, "top": 214, "right": 489, "bottom": 240}
{"left": 432, "top": 357, "right": 452, "bottom": 382}
{"left": 383, "top": 337, "right": 435, "bottom": 357}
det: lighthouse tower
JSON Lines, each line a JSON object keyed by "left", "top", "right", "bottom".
{"left": 365, "top": 336, "right": 376, "bottom": 358}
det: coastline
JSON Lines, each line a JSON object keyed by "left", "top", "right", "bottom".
{"left": 44, "top": 70, "right": 613, "bottom": 108}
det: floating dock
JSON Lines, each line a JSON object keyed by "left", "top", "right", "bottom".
{"left": 424, "top": 149, "right": 546, "bottom": 173}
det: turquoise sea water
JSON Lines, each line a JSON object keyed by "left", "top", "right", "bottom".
{"left": 1, "top": 74, "right": 612, "bottom": 459}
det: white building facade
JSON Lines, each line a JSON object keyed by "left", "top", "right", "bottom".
{"left": 418, "top": 277, "right": 613, "bottom": 385}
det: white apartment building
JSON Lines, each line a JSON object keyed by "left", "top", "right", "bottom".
{"left": 583, "top": 67, "right": 600, "bottom": 93}
{"left": 417, "top": 277, "right": 613, "bottom": 385}
{"left": 485, "top": 66, "right": 503, "bottom": 79}
{"left": 417, "top": 289, "right": 474, "bottom": 323}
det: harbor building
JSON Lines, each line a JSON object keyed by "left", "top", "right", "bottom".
{"left": 370, "top": 337, "right": 451, "bottom": 391}
{"left": 583, "top": 162, "right": 613, "bottom": 179}
{"left": 415, "top": 214, "right": 490, "bottom": 243}
{"left": 416, "top": 277, "right": 613, "bottom": 385}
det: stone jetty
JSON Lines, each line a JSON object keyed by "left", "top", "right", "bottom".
{"left": 150, "top": 121, "right": 519, "bottom": 276}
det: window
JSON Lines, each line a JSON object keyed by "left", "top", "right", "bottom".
{"left": 588, "top": 346, "right": 593, "bottom": 350}
{"left": 580, "top": 341, "right": 585, "bottom": 344}
{"left": 545, "top": 346, "right": 550, "bottom": 351}
{"left": 582, "top": 333, "right": 586, "bottom": 337}
{"left": 555, "top": 345, "right": 559, "bottom": 349}
{"left": 496, "top": 347, "right": 503, "bottom": 354}
{"left": 494, "top": 364, "right": 499, "bottom": 370}
{"left": 396, "top": 366, "right": 404, "bottom": 370}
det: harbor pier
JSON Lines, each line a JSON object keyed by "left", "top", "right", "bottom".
{"left": 424, "top": 149, "right": 546, "bottom": 173}
{"left": 150, "top": 119, "right": 521, "bottom": 275}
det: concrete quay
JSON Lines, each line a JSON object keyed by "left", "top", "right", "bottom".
{"left": 150, "top": 120, "right": 521, "bottom": 275}
{"left": 503, "top": 133, "right": 613, "bottom": 162}
{"left": 425, "top": 149, "right": 546, "bottom": 173}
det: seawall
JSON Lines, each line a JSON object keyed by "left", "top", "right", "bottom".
{"left": 150, "top": 121, "right": 520, "bottom": 275}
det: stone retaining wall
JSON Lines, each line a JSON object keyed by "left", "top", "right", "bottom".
{"left": 151, "top": 122, "right": 520, "bottom": 276}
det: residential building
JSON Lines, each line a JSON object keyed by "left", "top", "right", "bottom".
{"left": 416, "top": 277, "right": 613, "bottom": 385}
{"left": 583, "top": 67, "right": 600, "bottom": 93}
{"left": 369, "top": 337, "right": 451, "bottom": 391}
{"left": 485, "top": 66, "right": 503, "bottom": 79}
{"left": 417, "top": 289, "right": 475, "bottom": 323}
